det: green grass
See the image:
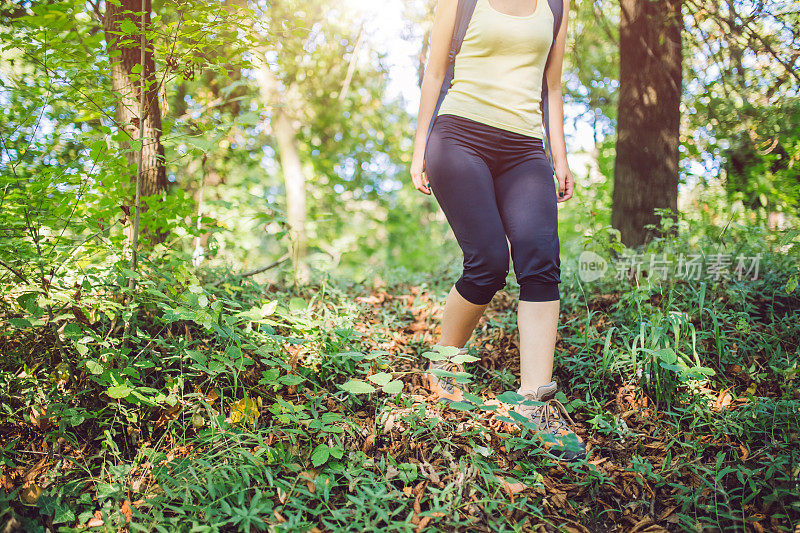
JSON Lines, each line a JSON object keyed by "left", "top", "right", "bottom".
{"left": 1, "top": 224, "right": 799, "bottom": 532}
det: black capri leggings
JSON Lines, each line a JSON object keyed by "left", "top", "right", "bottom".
{"left": 424, "top": 113, "right": 561, "bottom": 305}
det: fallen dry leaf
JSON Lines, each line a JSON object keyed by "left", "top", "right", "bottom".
{"left": 416, "top": 516, "right": 432, "bottom": 532}
{"left": 19, "top": 483, "right": 43, "bottom": 505}
{"left": 362, "top": 434, "right": 374, "bottom": 453}
{"left": 86, "top": 510, "right": 104, "bottom": 527}
{"left": 713, "top": 387, "right": 733, "bottom": 411}
{"left": 299, "top": 470, "right": 317, "bottom": 493}
{"left": 121, "top": 500, "right": 133, "bottom": 523}
{"left": 497, "top": 475, "right": 527, "bottom": 496}
{"left": 29, "top": 406, "right": 50, "bottom": 430}
{"left": 629, "top": 517, "right": 670, "bottom": 533}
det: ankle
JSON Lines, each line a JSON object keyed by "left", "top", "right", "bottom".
{"left": 517, "top": 380, "right": 556, "bottom": 397}
{"left": 432, "top": 343, "right": 469, "bottom": 354}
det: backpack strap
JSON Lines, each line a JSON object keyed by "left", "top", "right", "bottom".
{"left": 424, "top": 0, "right": 479, "bottom": 164}
{"left": 541, "top": 0, "right": 564, "bottom": 167}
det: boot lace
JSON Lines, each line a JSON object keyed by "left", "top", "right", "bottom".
{"left": 518, "top": 395, "right": 578, "bottom": 437}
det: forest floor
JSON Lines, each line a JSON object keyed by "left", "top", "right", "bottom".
{"left": 1, "top": 259, "right": 799, "bottom": 532}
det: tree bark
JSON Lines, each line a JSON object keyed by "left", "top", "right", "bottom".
{"left": 103, "top": 0, "right": 167, "bottom": 221}
{"left": 611, "top": 0, "right": 682, "bottom": 247}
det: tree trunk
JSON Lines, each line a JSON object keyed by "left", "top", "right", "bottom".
{"left": 256, "top": 62, "right": 311, "bottom": 284}
{"left": 103, "top": 0, "right": 167, "bottom": 234}
{"left": 273, "top": 106, "right": 310, "bottom": 284}
{"left": 611, "top": 0, "right": 682, "bottom": 247}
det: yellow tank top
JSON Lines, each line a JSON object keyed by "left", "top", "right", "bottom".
{"left": 437, "top": 0, "right": 554, "bottom": 139}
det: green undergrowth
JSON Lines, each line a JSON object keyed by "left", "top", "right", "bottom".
{"left": 1, "top": 223, "right": 799, "bottom": 532}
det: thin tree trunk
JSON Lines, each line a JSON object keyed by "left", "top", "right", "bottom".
{"left": 103, "top": 0, "right": 167, "bottom": 240}
{"left": 256, "top": 62, "right": 310, "bottom": 284}
{"left": 273, "top": 106, "right": 310, "bottom": 284}
{"left": 611, "top": 0, "right": 683, "bottom": 247}
{"left": 416, "top": 1, "right": 437, "bottom": 88}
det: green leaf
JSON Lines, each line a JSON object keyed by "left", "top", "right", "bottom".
{"left": 365, "top": 350, "right": 391, "bottom": 359}
{"left": 462, "top": 392, "right": 485, "bottom": 406}
{"left": 62, "top": 322, "right": 83, "bottom": 338}
{"left": 329, "top": 446, "right": 344, "bottom": 459}
{"left": 289, "top": 297, "right": 307, "bottom": 312}
{"left": 224, "top": 345, "right": 242, "bottom": 360}
{"left": 382, "top": 380, "right": 403, "bottom": 394}
{"left": 311, "top": 444, "right": 329, "bottom": 467}
{"left": 508, "top": 411, "right": 529, "bottom": 423}
{"left": 432, "top": 345, "right": 462, "bottom": 356}
{"left": 9, "top": 318, "right": 32, "bottom": 329}
{"left": 336, "top": 351, "right": 364, "bottom": 360}
{"left": 654, "top": 348, "right": 677, "bottom": 364}
{"left": 261, "top": 300, "right": 278, "bottom": 316}
{"left": 37, "top": 494, "right": 75, "bottom": 524}
{"left": 260, "top": 368, "right": 280, "bottom": 385}
{"left": 785, "top": 274, "right": 798, "bottom": 294}
{"left": 106, "top": 385, "right": 132, "bottom": 399}
{"left": 86, "top": 360, "right": 104, "bottom": 374}
{"left": 659, "top": 362, "right": 684, "bottom": 374}
{"left": 451, "top": 353, "right": 480, "bottom": 364}
{"left": 277, "top": 374, "right": 304, "bottom": 386}
{"left": 339, "top": 380, "right": 375, "bottom": 394}
{"left": 398, "top": 463, "right": 418, "bottom": 483}
{"left": 452, "top": 372, "right": 473, "bottom": 384}
{"left": 130, "top": 390, "right": 157, "bottom": 406}
{"left": 118, "top": 19, "right": 138, "bottom": 35}
{"left": 367, "top": 372, "right": 392, "bottom": 386}
{"left": 447, "top": 401, "right": 475, "bottom": 411}
{"left": 207, "top": 360, "right": 225, "bottom": 373}
{"left": 186, "top": 350, "right": 207, "bottom": 365}
{"left": 95, "top": 481, "right": 122, "bottom": 500}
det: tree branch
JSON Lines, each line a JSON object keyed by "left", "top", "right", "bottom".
{"left": 211, "top": 253, "right": 291, "bottom": 287}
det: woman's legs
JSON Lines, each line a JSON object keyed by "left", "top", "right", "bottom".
{"left": 518, "top": 300, "right": 559, "bottom": 392}
{"left": 425, "top": 113, "right": 562, "bottom": 393}
{"left": 424, "top": 115, "right": 511, "bottom": 312}
{"left": 491, "top": 137, "right": 586, "bottom": 460}
{"left": 439, "top": 284, "right": 488, "bottom": 349}
{"left": 423, "top": 115, "right": 510, "bottom": 400}
{"left": 491, "top": 135, "right": 561, "bottom": 392}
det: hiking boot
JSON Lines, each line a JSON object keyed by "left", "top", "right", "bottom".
{"left": 426, "top": 345, "right": 468, "bottom": 403}
{"left": 514, "top": 381, "right": 587, "bottom": 461}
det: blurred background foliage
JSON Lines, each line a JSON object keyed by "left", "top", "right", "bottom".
{"left": 1, "top": 0, "right": 797, "bottom": 290}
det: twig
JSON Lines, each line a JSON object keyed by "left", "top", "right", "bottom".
{"left": 211, "top": 253, "right": 291, "bottom": 287}
{"left": 0, "top": 259, "right": 28, "bottom": 284}
{"left": 338, "top": 22, "right": 365, "bottom": 103}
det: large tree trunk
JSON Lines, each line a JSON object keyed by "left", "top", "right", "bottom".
{"left": 103, "top": 0, "right": 167, "bottom": 232}
{"left": 611, "top": 0, "right": 682, "bottom": 247}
